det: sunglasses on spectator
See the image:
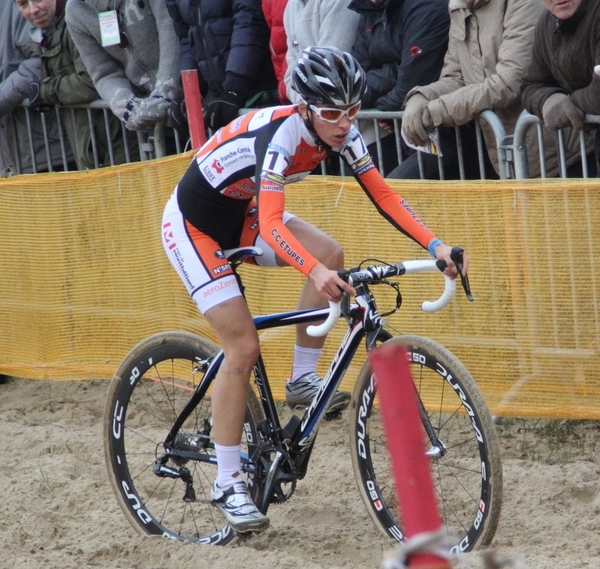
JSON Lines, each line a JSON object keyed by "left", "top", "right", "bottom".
{"left": 309, "top": 102, "right": 361, "bottom": 123}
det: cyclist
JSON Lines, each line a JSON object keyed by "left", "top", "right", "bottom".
{"left": 161, "top": 46, "right": 469, "bottom": 534}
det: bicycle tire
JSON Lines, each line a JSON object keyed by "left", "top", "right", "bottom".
{"left": 349, "top": 334, "right": 503, "bottom": 552}
{"left": 103, "top": 331, "right": 264, "bottom": 544}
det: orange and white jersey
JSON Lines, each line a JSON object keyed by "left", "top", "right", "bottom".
{"left": 176, "top": 104, "right": 436, "bottom": 277}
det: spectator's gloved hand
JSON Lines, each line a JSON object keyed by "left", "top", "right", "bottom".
{"left": 542, "top": 93, "right": 584, "bottom": 131}
{"left": 205, "top": 91, "right": 245, "bottom": 130}
{"left": 401, "top": 93, "right": 430, "bottom": 147}
{"left": 123, "top": 95, "right": 171, "bottom": 131}
{"left": 28, "top": 81, "right": 52, "bottom": 113}
{"left": 167, "top": 98, "right": 189, "bottom": 138}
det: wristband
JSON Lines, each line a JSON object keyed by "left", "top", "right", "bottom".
{"left": 427, "top": 238, "right": 442, "bottom": 258}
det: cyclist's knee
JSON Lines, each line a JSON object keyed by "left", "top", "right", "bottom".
{"left": 222, "top": 332, "right": 260, "bottom": 370}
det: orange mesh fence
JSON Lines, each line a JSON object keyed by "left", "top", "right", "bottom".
{"left": 1, "top": 155, "right": 599, "bottom": 419}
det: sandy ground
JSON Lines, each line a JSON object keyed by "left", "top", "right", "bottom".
{"left": 1, "top": 377, "right": 599, "bottom": 569}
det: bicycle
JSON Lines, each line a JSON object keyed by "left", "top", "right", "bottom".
{"left": 104, "top": 246, "right": 503, "bottom": 551}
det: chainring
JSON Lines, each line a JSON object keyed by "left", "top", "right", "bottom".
{"left": 253, "top": 443, "right": 297, "bottom": 505}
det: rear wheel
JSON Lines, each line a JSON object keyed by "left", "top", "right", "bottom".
{"left": 349, "top": 335, "right": 503, "bottom": 552}
{"left": 103, "top": 331, "right": 264, "bottom": 544}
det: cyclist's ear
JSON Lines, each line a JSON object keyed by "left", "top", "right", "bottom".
{"left": 298, "top": 101, "right": 308, "bottom": 119}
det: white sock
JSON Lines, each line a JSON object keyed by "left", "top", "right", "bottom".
{"left": 215, "top": 443, "right": 242, "bottom": 488}
{"left": 289, "top": 345, "right": 322, "bottom": 383}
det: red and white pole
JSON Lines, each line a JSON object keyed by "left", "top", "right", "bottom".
{"left": 181, "top": 69, "right": 206, "bottom": 150}
{"left": 369, "top": 343, "right": 451, "bottom": 569}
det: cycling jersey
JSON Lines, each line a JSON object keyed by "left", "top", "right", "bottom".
{"left": 176, "top": 104, "right": 437, "bottom": 277}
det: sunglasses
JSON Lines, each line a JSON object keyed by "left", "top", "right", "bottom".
{"left": 309, "top": 102, "right": 361, "bottom": 123}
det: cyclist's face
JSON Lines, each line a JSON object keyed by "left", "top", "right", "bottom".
{"left": 299, "top": 101, "right": 356, "bottom": 148}
{"left": 16, "top": 0, "right": 56, "bottom": 29}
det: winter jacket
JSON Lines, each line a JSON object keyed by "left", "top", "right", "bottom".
{"left": 0, "top": 1, "right": 66, "bottom": 175}
{"left": 65, "top": 0, "right": 182, "bottom": 124}
{"left": 165, "top": 0, "right": 277, "bottom": 104}
{"left": 405, "top": 0, "right": 580, "bottom": 177}
{"left": 262, "top": 0, "right": 290, "bottom": 103}
{"left": 32, "top": 7, "right": 129, "bottom": 169}
{"left": 283, "top": 0, "right": 360, "bottom": 103}
{"left": 349, "top": 0, "right": 450, "bottom": 111}
{"left": 521, "top": 0, "right": 600, "bottom": 117}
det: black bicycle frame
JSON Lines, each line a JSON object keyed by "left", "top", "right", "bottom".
{"left": 162, "top": 287, "right": 385, "bottom": 469}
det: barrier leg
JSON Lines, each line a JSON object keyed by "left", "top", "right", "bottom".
{"left": 369, "top": 343, "right": 451, "bottom": 569}
{"left": 181, "top": 69, "right": 206, "bottom": 149}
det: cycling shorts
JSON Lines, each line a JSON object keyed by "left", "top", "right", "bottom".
{"left": 162, "top": 187, "right": 295, "bottom": 314}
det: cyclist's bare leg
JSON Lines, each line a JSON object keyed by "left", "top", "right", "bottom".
{"left": 276, "top": 217, "right": 344, "bottom": 349}
{"left": 204, "top": 296, "right": 260, "bottom": 446}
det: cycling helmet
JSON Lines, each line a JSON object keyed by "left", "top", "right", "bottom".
{"left": 292, "top": 46, "right": 366, "bottom": 106}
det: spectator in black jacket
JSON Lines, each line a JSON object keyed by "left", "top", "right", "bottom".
{"left": 349, "top": 0, "right": 450, "bottom": 174}
{"left": 166, "top": 0, "right": 279, "bottom": 131}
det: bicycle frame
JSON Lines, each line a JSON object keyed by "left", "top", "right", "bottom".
{"left": 161, "top": 288, "right": 383, "bottom": 478}
{"left": 158, "top": 257, "right": 458, "bottom": 505}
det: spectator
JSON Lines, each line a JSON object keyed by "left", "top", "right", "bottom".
{"left": 166, "top": 0, "right": 279, "bottom": 132}
{"left": 17, "top": 0, "right": 131, "bottom": 170}
{"left": 0, "top": 0, "right": 69, "bottom": 176}
{"left": 283, "top": 0, "right": 360, "bottom": 105}
{"left": 262, "top": 0, "right": 291, "bottom": 103}
{"left": 521, "top": 0, "right": 599, "bottom": 176}
{"left": 394, "top": 0, "right": 567, "bottom": 180}
{"left": 65, "top": 0, "right": 182, "bottom": 135}
{"left": 349, "top": 0, "right": 450, "bottom": 175}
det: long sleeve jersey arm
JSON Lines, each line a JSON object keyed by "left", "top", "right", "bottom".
{"left": 257, "top": 120, "right": 437, "bottom": 276}
{"left": 339, "top": 126, "right": 437, "bottom": 247}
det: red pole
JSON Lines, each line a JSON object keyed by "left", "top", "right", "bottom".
{"left": 181, "top": 69, "right": 206, "bottom": 150}
{"left": 368, "top": 343, "right": 451, "bottom": 569}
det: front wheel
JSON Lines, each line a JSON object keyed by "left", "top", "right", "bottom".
{"left": 349, "top": 335, "right": 503, "bottom": 552}
{"left": 103, "top": 331, "right": 264, "bottom": 545}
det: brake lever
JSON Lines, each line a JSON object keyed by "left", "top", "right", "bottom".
{"left": 450, "top": 247, "right": 474, "bottom": 302}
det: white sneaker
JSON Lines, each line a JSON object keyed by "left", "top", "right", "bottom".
{"left": 285, "top": 372, "right": 351, "bottom": 412}
{"left": 210, "top": 481, "right": 269, "bottom": 533}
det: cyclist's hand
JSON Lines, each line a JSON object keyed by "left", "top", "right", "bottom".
{"left": 309, "top": 263, "right": 354, "bottom": 301}
{"left": 432, "top": 243, "right": 469, "bottom": 278}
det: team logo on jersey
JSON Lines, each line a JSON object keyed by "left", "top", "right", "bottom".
{"left": 212, "top": 158, "right": 224, "bottom": 174}
{"left": 261, "top": 184, "right": 283, "bottom": 192}
{"left": 215, "top": 249, "right": 225, "bottom": 259}
{"left": 213, "top": 263, "right": 231, "bottom": 275}
{"left": 203, "top": 164, "right": 216, "bottom": 182}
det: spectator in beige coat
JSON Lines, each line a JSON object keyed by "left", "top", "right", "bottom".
{"left": 395, "top": 0, "right": 582, "bottom": 179}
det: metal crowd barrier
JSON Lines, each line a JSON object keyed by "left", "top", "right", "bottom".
{"left": 5, "top": 101, "right": 599, "bottom": 180}
{"left": 4, "top": 100, "right": 187, "bottom": 176}
{"left": 326, "top": 109, "right": 510, "bottom": 179}
{"left": 513, "top": 110, "right": 600, "bottom": 179}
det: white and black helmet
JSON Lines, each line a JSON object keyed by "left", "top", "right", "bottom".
{"left": 292, "top": 46, "right": 366, "bottom": 105}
